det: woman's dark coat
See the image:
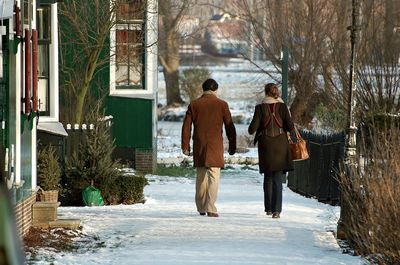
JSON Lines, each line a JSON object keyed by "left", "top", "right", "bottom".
{"left": 248, "top": 103, "right": 294, "bottom": 173}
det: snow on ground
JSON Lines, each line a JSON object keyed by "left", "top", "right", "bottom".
{"left": 28, "top": 59, "right": 363, "bottom": 264}
{"left": 31, "top": 167, "right": 362, "bottom": 265}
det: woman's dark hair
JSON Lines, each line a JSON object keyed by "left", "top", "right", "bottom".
{"left": 202, "top": 78, "right": 219, "bottom": 91}
{"left": 264, "top": 83, "right": 280, "bottom": 99}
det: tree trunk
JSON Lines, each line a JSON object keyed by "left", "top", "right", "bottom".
{"left": 164, "top": 68, "right": 183, "bottom": 105}
{"left": 74, "top": 48, "right": 102, "bottom": 124}
{"left": 290, "top": 92, "right": 322, "bottom": 128}
{"left": 383, "top": 0, "right": 398, "bottom": 63}
{"left": 160, "top": 30, "right": 184, "bottom": 105}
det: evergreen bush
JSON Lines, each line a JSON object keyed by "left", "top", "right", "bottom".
{"left": 64, "top": 116, "right": 120, "bottom": 205}
{"left": 107, "top": 174, "right": 148, "bottom": 204}
{"left": 313, "top": 102, "right": 346, "bottom": 132}
{"left": 62, "top": 102, "right": 148, "bottom": 206}
{"left": 37, "top": 144, "right": 61, "bottom": 191}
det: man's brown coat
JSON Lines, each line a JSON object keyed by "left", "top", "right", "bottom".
{"left": 181, "top": 93, "right": 236, "bottom": 168}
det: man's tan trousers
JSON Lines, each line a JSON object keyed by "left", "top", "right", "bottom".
{"left": 195, "top": 167, "right": 221, "bottom": 214}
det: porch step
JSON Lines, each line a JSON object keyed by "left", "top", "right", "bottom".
{"left": 49, "top": 219, "right": 81, "bottom": 229}
{"left": 32, "top": 202, "right": 61, "bottom": 222}
{"left": 32, "top": 201, "right": 81, "bottom": 230}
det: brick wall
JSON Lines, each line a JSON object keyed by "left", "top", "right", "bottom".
{"left": 135, "top": 149, "right": 155, "bottom": 173}
{"left": 14, "top": 193, "right": 37, "bottom": 236}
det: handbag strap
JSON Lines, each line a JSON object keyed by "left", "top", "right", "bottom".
{"left": 294, "top": 126, "right": 303, "bottom": 141}
{"left": 287, "top": 129, "right": 293, "bottom": 143}
{"left": 287, "top": 125, "right": 303, "bottom": 143}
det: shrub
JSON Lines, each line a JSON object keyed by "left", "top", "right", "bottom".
{"left": 338, "top": 125, "right": 400, "bottom": 264}
{"left": 313, "top": 102, "right": 346, "bottom": 132}
{"left": 62, "top": 103, "right": 121, "bottom": 206}
{"left": 107, "top": 174, "right": 148, "bottom": 204}
{"left": 63, "top": 118, "right": 121, "bottom": 205}
{"left": 363, "top": 112, "right": 400, "bottom": 133}
{"left": 180, "top": 68, "right": 211, "bottom": 102}
{"left": 155, "top": 163, "right": 196, "bottom": 178}
{"left": 37, "top": 144, "right": 61, "bottom": 191}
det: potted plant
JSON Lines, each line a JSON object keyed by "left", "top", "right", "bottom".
{"left": 37, "top": 144, "right": 61, "bottom": 202}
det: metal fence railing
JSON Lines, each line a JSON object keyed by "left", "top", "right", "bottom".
{"left": 287, "top": 130, "right": 345, "bottom": 205}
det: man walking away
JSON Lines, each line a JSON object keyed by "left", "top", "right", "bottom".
{"left": 181, "top": 78, "right": 236, "bottom": 217}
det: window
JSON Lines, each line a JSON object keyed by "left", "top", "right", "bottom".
{"left": 115, "top": 24, "right": 144, "bottom": 88}
{"left": 23, "top": 0, "right": 33, "bottom": 24}
{"left": 37, "top": 5, "right": 51, "bottom": 115}
{"left": 114, "top": 0, "right": 146, "bottom": 90}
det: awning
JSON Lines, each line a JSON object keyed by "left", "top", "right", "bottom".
{"left": 37, "top": 121, "right": 68, "bottom": 137}
{"left": 0, "top": 0, "right": 14, "bottom": 19}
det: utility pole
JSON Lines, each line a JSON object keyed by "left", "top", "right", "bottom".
{"left": 337, "top": 0, "right": 361, "bottom": 240}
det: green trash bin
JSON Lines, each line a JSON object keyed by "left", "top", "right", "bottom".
{"left": 82, "top": 186, "right": 105, "bottom": 206}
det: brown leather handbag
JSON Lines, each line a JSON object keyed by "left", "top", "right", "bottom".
{"left": 288, "top": 126, "right": 309, "bottom": 161}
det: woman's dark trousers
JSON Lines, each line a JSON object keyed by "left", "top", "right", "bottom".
{"left": 263, "top": 171, "right": 283, "bottom": 213}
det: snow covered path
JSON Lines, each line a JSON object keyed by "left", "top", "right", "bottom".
{"left": 35, "top": 167, "right": 362, "bottom": 265}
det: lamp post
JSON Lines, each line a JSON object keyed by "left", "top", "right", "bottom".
{"left": 281, "top": 45, "right": 289, "bottom": 104}
{"left": 337, "top": 0, "right": 361, "bottom": 240}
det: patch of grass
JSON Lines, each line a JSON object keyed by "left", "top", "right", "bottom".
{"left": 240, "top": 165, "right": 258, "bottom": 171}
{"left": 223, "top": 165, "right": 236, "bottom": 170}
{"left": 154, "top": 164, "right": 196, "bottom": 178}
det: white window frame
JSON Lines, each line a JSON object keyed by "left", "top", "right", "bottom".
{"left": 39, "top": 3, "right": 59, "bottom": 122}
{"left": 110, "top": 0, "right": 157, "bottom": 99}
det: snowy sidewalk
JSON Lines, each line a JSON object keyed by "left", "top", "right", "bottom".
{"left": 33, "top": 167, "right": 362, "bottom": 265}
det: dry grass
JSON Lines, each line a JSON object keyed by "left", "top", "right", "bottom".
{"left": 24, "top": 227, "right": 104, "bottom": 263}
{"left": 338, "top": 127, "right": 400, "bottom": 264}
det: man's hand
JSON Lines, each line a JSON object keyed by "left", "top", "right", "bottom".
{"left": 182, "top": 149, "right": 190, "bottom": 156}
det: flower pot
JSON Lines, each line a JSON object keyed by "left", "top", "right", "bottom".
{"left": 38, "top": 190, "right": 59, "bottom": 202}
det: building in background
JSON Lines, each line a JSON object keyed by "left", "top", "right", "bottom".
{"left": 204, "top": 14, "right": 248, "bottom": 57}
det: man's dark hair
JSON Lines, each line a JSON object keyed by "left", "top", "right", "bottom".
{"left": 202, "top": 78, "right": 219, "bottom": 91}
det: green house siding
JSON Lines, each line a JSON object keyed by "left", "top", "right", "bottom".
{"left": 59, "top": 1, "right": 157, "bottom": 172}
{"left": 106, "top": 97, "right": 153, "bottom": 149}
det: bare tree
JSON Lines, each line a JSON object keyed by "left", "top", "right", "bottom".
{"left": 183, "top": 0, "right": 399, "bottom": 128}
{"left": 158, "top": 0, "right": 194, "bottom": 105}
{"left": 357, "top": 0, "right": 400, "bottom": 115}
{"left": 224, "top": 0, "right": 344, "bottom": 127}
{"left": 330, "top": 0, "right": 400, "bottom": 118}
{"left": 60, "top": 0, "right": 115, "bottom": 123}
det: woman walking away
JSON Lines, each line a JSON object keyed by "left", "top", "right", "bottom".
{"left": 248, "top": 83, "right": 294, "bottom": 218}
